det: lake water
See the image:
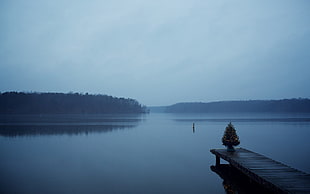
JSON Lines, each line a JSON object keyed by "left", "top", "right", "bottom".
{"left": 1, "top": 113, "right": 310, "bottom": 193}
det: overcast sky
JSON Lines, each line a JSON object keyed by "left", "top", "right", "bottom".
{"left": 1, "top": 0, "right": 309, "bottom": 106}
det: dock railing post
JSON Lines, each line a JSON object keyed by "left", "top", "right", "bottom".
{"left": 216, "top": 155, "right": 220, "bottom": 166}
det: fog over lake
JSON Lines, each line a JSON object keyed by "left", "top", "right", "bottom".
{"left": 1, "top": 113, "right": 309, "bottom": 193}
{"left": 1, "top": 0, "right": 310, "bottom": 105}
{"left": 1, "top": 1, "right": 310, "bottom": 192}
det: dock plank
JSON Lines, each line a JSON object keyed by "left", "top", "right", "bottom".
{"left": 210, "top": 148, "right": 310, "bottom": 194}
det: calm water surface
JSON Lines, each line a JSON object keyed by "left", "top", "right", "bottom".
{"left": 1, "top": 113, "right": 310, "bottom": 193}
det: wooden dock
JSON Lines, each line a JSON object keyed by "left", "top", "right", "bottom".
{"left": 210, "top": 148, "right": 310, "bottom": 194}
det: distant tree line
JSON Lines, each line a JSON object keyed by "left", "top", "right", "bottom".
{"left": 165, "top": 99, "right": 310, "bottom": 113}
{"left": 0, "top": 92, "right": 147, "bottom": 114}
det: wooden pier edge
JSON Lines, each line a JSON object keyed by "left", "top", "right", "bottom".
{"left": 210, "top": 148, "right": 310, "bottom": 194}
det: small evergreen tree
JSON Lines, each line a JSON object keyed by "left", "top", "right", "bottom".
{"left": 222, "top": 122, "right": 240, "bottom": 152}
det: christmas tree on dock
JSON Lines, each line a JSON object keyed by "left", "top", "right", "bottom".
{"left": 222, "top": 122, "right": 240, "bottom": 152}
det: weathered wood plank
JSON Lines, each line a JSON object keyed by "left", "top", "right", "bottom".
{"left": 210, "top": 148, "right": 310, "bottom": 194}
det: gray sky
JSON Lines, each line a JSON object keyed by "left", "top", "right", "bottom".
{"left": 1, "top": 0, "right": 309, "bottom": 106}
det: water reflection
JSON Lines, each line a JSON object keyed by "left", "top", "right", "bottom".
{"left": 211, "top": 164, "right": 273, "bottom": 194}
{"left": 0, "top": 114, "right": 143, "bottom": 137}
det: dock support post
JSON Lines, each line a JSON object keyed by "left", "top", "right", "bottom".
{"left": 216, "top": 155, "right": 220, "bottom": 166}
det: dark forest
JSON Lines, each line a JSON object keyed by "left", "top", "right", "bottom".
{"left": 165, "top": 99, "right": 310, "bottom": 113}
{"left": 0, "top": 92, "right": 147, "bottom": 114}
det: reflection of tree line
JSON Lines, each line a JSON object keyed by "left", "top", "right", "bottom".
{"left": 0, "top": 124, "right": 137, "bottom": 137}
{"left": 211, "top": 164, "right": 273, "bottom": 194}
{"left": 0, "top": 115, "right": 143, "bottom": 124}
{"left": 0, "top": 114, "right": 143, "bottom": 137}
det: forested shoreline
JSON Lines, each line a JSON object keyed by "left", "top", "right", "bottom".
{"left": 164, "top": 99, "right": 310, "bottom": 113}
{"left": 0, "top": 92, "right": 147, "bottom": 114}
